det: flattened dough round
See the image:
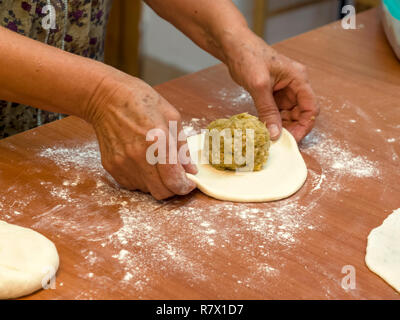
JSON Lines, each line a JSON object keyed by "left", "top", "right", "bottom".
{"left": 365, "top": 208, "right": 400, "bottom": 293}
{"left": 0, "top": 221, "right": 59, "bottom": 299}
{"left": 186, "top": 128, "right": 307, "bottom": 202}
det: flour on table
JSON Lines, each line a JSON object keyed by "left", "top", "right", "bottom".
{"left": 216, "top": 86, "right": 252, "bottom": 107}
{"left": 300, "top": 128, "right": 379, "bottom": 179}
{"left": 0, "top": 138, "right": 322, "bottom": 299}
{"left": 1, "top": 121, "right": 379, "bottom": 298}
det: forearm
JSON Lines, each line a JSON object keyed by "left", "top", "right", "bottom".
{"left": 0, "top": 26, "right": 113, "bottom": 120}
{"left": 144, "top": 0, "right": 252, "bottom": 63}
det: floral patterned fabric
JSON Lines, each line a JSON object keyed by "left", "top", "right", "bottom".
{"left": 0, "top": 0, "right": 113, "bottom": 138}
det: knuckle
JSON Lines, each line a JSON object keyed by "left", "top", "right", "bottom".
{"left": 167, "top": 108, "right": 182, "bottom": 122}
{"left": 249, "top": 75, "right": 271, "bottom": 91}
{"left": 294, "top": 62, "right": 307, "bottom": 73}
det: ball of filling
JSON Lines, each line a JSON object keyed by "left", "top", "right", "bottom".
{"left": 206, "top": 113, "right": 270, "bottom": 171}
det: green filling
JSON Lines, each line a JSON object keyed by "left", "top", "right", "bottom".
{"left": 205, "top": 113, "right": 271, "bottom": 172}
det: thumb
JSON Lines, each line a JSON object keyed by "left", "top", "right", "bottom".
{"left": 250, "top": 86, "right": 282, "bottom": 140}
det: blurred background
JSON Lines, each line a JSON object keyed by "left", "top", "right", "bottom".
{"left": 104, "top": 0, "right": 381, "bottom": 86}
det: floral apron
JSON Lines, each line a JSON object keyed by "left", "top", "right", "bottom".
{"left": 0, "top": 0, "right": 112, "bottom": 138}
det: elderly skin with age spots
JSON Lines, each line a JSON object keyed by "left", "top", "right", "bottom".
{"left": 0, "top": 0, "right": 318, "bottom": 200}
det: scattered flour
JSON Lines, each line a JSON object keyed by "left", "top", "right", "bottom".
{"left": 0, "top": 138, "right": 323, "bottom": 298}
{"left": 182, "top": 117, "right": 207, "bottom": 136}
{"left": 0, "top": 94, "right": 387, "bottom": 298}
{"left": 301, "top": 128, "right": 379, "bottom": 178}
{"left": 39, "top": 141, "right": 101, "bottom": 173}
{"left": 217, "top": 87, "right": 252, "bottom": 107}
{"left": 312, "top": 173, "right": 326, "bottom": 192}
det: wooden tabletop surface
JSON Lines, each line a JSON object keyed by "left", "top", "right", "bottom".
{"left": 1, "top": 9, "right": 399, "bottom": 300}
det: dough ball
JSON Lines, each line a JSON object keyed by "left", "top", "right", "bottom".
{"left": 0, "top": 221, "right": 59, "bottom": 299}
{"left": 206, "top": 113, "right": 270, "bottom": 171}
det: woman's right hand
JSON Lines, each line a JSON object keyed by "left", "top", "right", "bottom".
{"left": 0, "top": 25, "right": 195, "bottom": 198}
{"left": 85, "top": 70, "right": 197, "bottom": 200}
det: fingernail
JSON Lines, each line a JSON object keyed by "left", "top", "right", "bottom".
{"left": 268, "top": 124, "right": 280, "bottom": 139}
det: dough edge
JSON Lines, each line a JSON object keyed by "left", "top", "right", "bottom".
{"left": 0, "top": 221, "right": 60, "bottom": 299}
{"left": 365, "top": 208, "right": 400, "bottom": 293}
{"left": 186, "top": 128, "right": 308, "bottom": 202}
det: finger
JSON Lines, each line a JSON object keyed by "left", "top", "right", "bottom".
{"left": 157, "top": 137, "right": 196, "bottom": 195}
{"left": 280, "top": 110, "right": 292, "bottom": 122}
{"left": 157, "top": 163, "right": 197, "bottom": 196}
{"left": 290, "top": 122, "right": 312, "bottom": 143}
{"left": 283, "top": 120, "right": 310, "bottom": 144}
{"left": 110, "top": 170, "right": 150, "bottom": 193}
{"left": 290, "top": 85, "right": 318, "bottom": 142}
{"left": 290, "top": 106, "right": 301, "bottom": 121}
{"left": 248, "top": 81, "right": 282, "bottom": 140}
{"left": 126, "top": 172, "right": 149, "bottom": 193}
{"left": 179, "top": 142, "right": 198, "bottom": 175}
{"left": 175, "top": 120, "right": 198, "bottom": 174}
{"left": 101, "top": 151, "right": 151, "bottom": 193}
{"left": 138, "top": 162, "right": 175, "bottom": 200}
{"left": 100, "top": 157, "right": 137, "bottom": 191}
{"left": 274, "top": 87, "right": 296, "bottom": 110}
{"left": 282, "top": 120, "right": 297, "bottom": 135}
{"left": 111, "top": 174, "right": 133, "bottom": 190}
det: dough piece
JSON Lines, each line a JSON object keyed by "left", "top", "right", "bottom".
{"left": 0, "top": 221, "right": 59, "bottom": 299}
{"left": 186, "top": 128, "right": 307, "bottom": 202}
{"left": 365, "top": 208, "right": 400, "bottom": 293}
{"left": 206, "top": 113, "right": 270, "bottom": 171}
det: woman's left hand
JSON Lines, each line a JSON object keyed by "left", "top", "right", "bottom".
{"left": 224, "top": 30, "right": 319, "bottom": 142}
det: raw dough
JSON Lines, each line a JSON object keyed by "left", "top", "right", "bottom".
{"left": 365, "top": 208, "right": 400, "bottom": 293}
{"left": 0, "top": 221, "right": 59, "bottom": 299}
{"left": 186, "top": 128, "right": 307, "bottom": 202}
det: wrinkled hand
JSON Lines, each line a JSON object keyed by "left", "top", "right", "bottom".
{"left": 86, "top": 71, "right": 197, "bottom": 200}
{"left": 224, "top": 31, "right": 319, "bottom": 142}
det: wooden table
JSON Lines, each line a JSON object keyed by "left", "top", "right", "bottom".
{"left": 1, "top": 9, "right": 399, "bottom": 300}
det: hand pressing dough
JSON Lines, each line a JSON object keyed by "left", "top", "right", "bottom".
{"left": 365, "top": 208, "right": 400, "bottom": 293}
{"left": 0, "top": 221, "right": 59, "bottom": 299}
{"left": 186, "top": 128, "right": 307, "bottom": 202}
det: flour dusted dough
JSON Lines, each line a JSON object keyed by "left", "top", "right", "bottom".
{"left": 0, "top": 221, "right": 59, "bottom": 299}
{"left": 186, "top": 128, "right": 307, "bottom": 202}
{"left": 365, "top": 208, "right": 400, "bottom": 293}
